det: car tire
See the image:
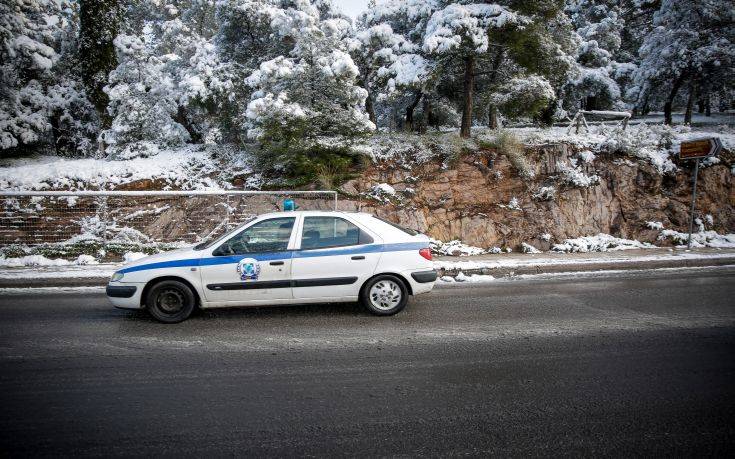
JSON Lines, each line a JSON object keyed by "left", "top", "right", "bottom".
{"left": 361, "top": 275, "right": 408, "bottom": 316}
{"left": 146, "top": 280, "right": 196, "bottom": 324}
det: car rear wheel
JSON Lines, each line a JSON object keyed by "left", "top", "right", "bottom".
{"left": 146, "top": 280, "right": 195, "bottom": 324}
{"left": 361, "top": 275, "right": 408, "bottom": 316}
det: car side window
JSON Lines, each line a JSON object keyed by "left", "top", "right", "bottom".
{"left": 301, "top": 217, "right": 365, "bottom": 250}
{"left": 214, "top": 217, "right": 295, "bottom": 256}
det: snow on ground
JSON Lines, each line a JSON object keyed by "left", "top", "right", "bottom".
{"left": 0, "top": 146, "right": 254, "bottom": 191}
{"left": 659, "top": 229, "right": 735, "bottom": 248}
{"left": 0, "top": 266, "right": 116, "bottom": 279}
{"left": 551, "top": 233, "right": 655, "bottom": 252}
{"left": 0, "top": 254, "right": 100, "bottom": 267}
{"left": 440, "top": 272, "right": 495, "bottom": 283}
{"left": 501, "top": 121, "right": 735, "bottom": 174}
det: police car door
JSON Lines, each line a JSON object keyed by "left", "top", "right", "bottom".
{"left": 291, "top": 215, "right": 380, "bottom": 300}
{"left": 199, "top": 217, "right": 296, "bottom": 304}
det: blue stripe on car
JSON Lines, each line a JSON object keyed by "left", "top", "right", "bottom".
{"left": 117, "top": 242, "right": 427, "bottom": 274}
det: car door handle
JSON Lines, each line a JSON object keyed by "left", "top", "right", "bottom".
{"left": 269, "top": 261, "right": 284, "bottom": 266}
{"left": 351, "top": 256, "right": 365, "bottom": 260}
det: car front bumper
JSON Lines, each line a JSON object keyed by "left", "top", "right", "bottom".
{"left": 106, "top": 283, "right": 145, "bottom": 309}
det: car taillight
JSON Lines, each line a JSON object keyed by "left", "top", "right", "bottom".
{"left": 419, "top": 248, "right": 432, "bottom": 261}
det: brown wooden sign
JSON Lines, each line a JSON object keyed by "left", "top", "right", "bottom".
{"left": 680, "top": 138, "right": 722, "bottom": 160}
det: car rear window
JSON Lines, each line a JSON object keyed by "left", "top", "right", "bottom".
{"left": 372, "top": 216, "right": 419, "bottom": 236}
{"left": 301, "top": 216, "right": 367, "bottom": 249}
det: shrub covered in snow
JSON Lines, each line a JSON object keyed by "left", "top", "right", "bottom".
{"left": 598, "top": 124, "right": 677, "bottom": 173}
{"left": 477, "top": 130, "right": 535, "bottom": 179}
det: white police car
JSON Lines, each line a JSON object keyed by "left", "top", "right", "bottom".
{"left": 106, "top": 211, "right": 437, "bottom": 323}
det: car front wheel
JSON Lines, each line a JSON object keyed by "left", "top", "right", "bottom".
{"left": 146, "top": 280, "right": 196, "bottom": 323}
{"left": 361, "top": 275, "right": 408, "bottom": 316}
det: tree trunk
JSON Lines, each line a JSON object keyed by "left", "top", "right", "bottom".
{"left": 488, "top": 105, "right": 498, "bottom": 129}
{"left": 697, "top": 98, "right": 705, "bottom": 114}
{"left": 705, "top": 95, "right": 711, "bottom": 117}
{"left": 80, "top": 0, "right": 123, "bottom": 129}
{"left": 684, "top": 81, "right": 696, "bottom": 125}
{"left": 485, "top": 48, "right": 505, "bottom": 128}
{"left": 641, "top": 95, "right": 650, "bottom": 116}
{"left": 405, "top": 92, "right": 422, "bottom": 132}
{"left": 664, "top": 73, "right": 687, "bottom": 125}
{"left": 365, "top": 92, "right": 376, "bottom": 125}
{"left": 460, "top": 56, "right": 475, "bottom": 138}
{"left": 420, "top": 97, "right": 431, "bottom": 134}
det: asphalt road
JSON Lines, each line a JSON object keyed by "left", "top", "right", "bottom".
{"left": 1, "top": 268, "right": 734, "bottom": 457}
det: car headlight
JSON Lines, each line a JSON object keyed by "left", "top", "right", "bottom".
{"left": 111, "top": 272, "right": 124, "bottom": 282}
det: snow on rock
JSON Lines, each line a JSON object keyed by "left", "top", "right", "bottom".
{"left": 521, "top": 243, "right": 541, "bottom": 254}
{"left": 556, "top": 162, "right": 600, "bottom": 187}
{"left": 532, "top": 186, "right": 556, "bottom": 201}
{"left": 578, "top": 150, "right": 596, "bottom": 163}
{"left": 658, "top": 230, "right": 735, "bottom": 249}
{"left": 123, "top": 252, "right": 148, "bottom": 263}
{"left": 366, "top": 183, "right": 397, "bottom": 203}
{"left": 552, "top": 233, "right": 655, "bottom": 252}
{"left": 646, "top": 221, "right": 664, "bottom": 230}
{"left": 430, "top": 238, "right": 487, "bottom": 256}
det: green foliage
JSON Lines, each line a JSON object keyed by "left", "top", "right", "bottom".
{"left": 477, "top": 130, "right": 535, "bottom": 180}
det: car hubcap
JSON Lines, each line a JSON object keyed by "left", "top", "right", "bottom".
{"left": 369, "top": 280, "right": 402, "bottom": 310}
{"left": 157, "top": 289, "right": 184, "bottom": 314}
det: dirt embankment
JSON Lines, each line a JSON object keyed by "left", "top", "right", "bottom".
{"left": 338, "top": 143, "right": 734, "bottom": 249}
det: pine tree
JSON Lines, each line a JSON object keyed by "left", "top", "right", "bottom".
{"left": 631, "top": 0, "right": 735, "bottom": 124}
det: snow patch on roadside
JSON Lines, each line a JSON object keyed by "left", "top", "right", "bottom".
{"left": 552, "top": 233, "right": 655, "bottom": 252}
{"left": 430, "top": 238, "right": 491, "bottom": 256}
{"left": 0, "top": 254, "right": 99, "bottom": 267}
{"left": 440, "top": 272, "right": 495, "bottom": 283}
{"left": 658, "top": 229, "right": 735, "bottom": 248}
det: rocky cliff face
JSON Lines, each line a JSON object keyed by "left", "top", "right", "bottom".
{"left": 339, "top": 144, "right": 734, "bottom": 250}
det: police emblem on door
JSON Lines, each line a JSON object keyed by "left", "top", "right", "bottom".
{"left": 237, "top": 258, "right": 260, "bottom": 281}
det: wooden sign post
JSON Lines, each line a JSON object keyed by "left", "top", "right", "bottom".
{"left": 679, "top": 138, "right": 723, "bottom": 249}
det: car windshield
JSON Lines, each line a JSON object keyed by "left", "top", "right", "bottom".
{"left": 192, "top": 216, "right": 257, "bottom": 250}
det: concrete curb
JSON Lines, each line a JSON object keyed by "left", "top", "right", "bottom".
{"left": 436, "top": 255, "right": 735, "bottom": 279}
{"left": 1, "top": 255, "right": 734, "bottom": 289}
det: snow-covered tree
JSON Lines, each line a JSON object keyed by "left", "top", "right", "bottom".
{"left": 1, "top": 0, "right": 63, "bottom": 152}
{"left": 563, "top": 0, "right": 626, "bottom": 111}
{"left": 101, "top": 34, "right": 190, "bottom": 159}
{"left": 630, "top": 0, "right": 735, "bottom": 124}
{"left": 245, "top": 19, "right": 374, "bottom": 166}
{"left": 354, "top": 0, "right": 440, "bottom": 131}
{"left": 423, "top": 2, "right": 530, "bottom": 137}
{"left": 78, "top": 0, "right": 123, "bottom": 128}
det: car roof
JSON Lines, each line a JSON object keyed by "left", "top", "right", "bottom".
{"left": 255, "top": 210, "right": 371, "bottom": 219}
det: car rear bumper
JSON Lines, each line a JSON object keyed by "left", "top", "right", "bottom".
{"left": 411, "top": 270, "right": 438, "bottom": 283}
{"left": 106, "top": 283, "right": 145, "bottom": 309}
{"left": 403, "top": 269, "right": 436, "bottom": 295}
